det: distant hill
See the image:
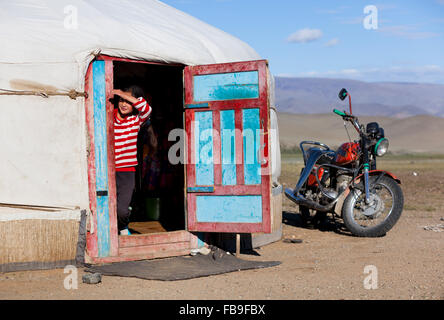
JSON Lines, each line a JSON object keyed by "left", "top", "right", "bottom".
{"left": 277, "top": 113, "right": 444, "bottom": 154}
{"left": 274, "top": 77, "right": 444, "bottom": 118}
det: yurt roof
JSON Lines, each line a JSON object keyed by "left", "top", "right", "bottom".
{"left": 0, "top": 0, "right": 261, "bottom": 90}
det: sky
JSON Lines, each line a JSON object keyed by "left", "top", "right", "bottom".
{"left": 161, "top": 0, "right": 444, "bottom": 84}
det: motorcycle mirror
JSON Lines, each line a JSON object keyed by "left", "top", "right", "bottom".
{"left": 339, "top": 88, "right": 348, "bottom": 101}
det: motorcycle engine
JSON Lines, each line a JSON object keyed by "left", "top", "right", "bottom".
{"left": 337, "top": 174, "right": 352, "bottom": 195}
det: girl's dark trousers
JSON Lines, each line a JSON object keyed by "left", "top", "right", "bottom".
{"left": 116, "top": 171, "right": 136, "bottom": 231}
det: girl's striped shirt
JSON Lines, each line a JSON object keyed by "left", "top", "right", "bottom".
{"left": 114, "top": 97, "right": 152, "bottom": 171}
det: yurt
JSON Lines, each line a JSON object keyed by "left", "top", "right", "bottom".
{"left": 0, "top": 0, "right": 282, "bottom": 271}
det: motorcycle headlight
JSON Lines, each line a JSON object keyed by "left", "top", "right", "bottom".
{"left": 375, "top": 138, "right": 389, "bottom": 157}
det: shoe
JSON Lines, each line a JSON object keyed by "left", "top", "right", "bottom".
{"left": 120, "top": 228, "right": 131, "bottom": 236}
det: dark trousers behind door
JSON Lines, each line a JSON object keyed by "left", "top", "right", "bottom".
{"left": 116, "top": 171, "right": 136, "bottom": 231}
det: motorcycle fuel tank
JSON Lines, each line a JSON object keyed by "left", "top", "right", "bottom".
{"left": 334, "top": 142, "right": 360, "bottom": 165}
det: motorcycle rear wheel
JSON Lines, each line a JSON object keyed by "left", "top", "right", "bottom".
{"left": 342, "top": 176, "right": 404, "bottom": 237}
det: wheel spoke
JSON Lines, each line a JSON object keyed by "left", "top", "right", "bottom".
{"left": 350, "top": 182, "right": 394, "bottom": 228}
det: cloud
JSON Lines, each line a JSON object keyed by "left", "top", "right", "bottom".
{"left": 339, "top": 69, "right": 360, "bottom": 75}
{"left": 378, "top": 25, "right": 439, "bottom": 39}
{"left": 373, "top": 3, "right": 397, "bottom": 10}
{"left": 316, "top": 5, "right": 350, "bottom": 15}
{"left": 339, "top": 17, "right": 363, "bottom": 25}
{"left": 325, "top": 38, "right": 339, "bottom": 47}
{"left": 287, "top": 28, "right": 323, "bottom": 43}
{"left": 298, "top": 69, "right": 361, "bottom": 78}
{"left": 275, "top": 73, "right": 297, "bottom": 78}
{"left": 294, "top": 65, "right": 444, "bottom": 84}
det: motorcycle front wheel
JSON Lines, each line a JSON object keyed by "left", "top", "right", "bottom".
{"left": 342, "top": 176, "right": 404, "bottom": 237}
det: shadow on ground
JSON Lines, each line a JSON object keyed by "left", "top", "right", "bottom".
{"left": 282, "top": 210, "right": 353, "bottom": 237}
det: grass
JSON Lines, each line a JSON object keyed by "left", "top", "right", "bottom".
{"left": 382, "top": 152, "right": 444, "bottom": 161}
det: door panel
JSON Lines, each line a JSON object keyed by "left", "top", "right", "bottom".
{"left": 185, "top": 60, "right": 271, "bottom": 234}
{"left": 220, "top": 109, "right": 236, "bottom": 186}
{"left": 86, "top": 59, "right": 118, "bottom": 258}
{"left": 196, "top": 195, "right": 262, "bottom": 223}
{"left": 193, "top": 71, "right": 260, "bottom": 101}
{"left": 92, "top": 60, "right": 111, "bottom": 257}
{"left": 242, "top": 108, "right": 261, "bottom": 185}
{"left": 194, "top": 111, "right": 214, "bottom": 186}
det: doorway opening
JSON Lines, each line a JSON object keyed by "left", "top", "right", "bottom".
{"left": 112, "top": 61, "right": 185, "bottom": 235}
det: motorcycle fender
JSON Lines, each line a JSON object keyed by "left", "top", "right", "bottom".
{"left": 334, "top": 189, "right": 349, "bottom": 217}
{"left": 334, "top": 170, "right": 401, "bottom": 217}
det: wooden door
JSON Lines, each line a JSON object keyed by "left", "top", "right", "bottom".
{"left": 184, "top": 60, "right": 271, "bottom": 233}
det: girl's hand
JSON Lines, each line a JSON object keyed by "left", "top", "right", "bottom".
{"left": 113, "top": 89, "right": 139, "bottom": 104}
{"left": 113, "top": 89, "right": 124, "bottom": 97}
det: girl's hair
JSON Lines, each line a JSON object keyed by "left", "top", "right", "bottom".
{"left": 124, "top": 85, "right": 145, "bottom": 99}
{"left": 124, "top": 85, "right": 152, "bottom": 105}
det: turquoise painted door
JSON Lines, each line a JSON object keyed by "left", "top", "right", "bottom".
{"left": 184, "top": 60, "right": 271, "bottom": 234}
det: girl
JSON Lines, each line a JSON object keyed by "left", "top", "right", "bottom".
{"left": 113, "top": 86, "right": 152, "bottom": 235}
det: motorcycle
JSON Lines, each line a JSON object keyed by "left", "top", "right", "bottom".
{"left": 285, "top": 88, "right": 404, "bottom": 237}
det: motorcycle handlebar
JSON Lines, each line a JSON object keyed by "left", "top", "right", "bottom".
{"left": 333, "top": 109, "right": 362, "bottom": 134}
{"left": 333, "top": 108, "right": 356, "bottom": 120}
{"left": 333, "top": 108, "right": 347, "bottom": 116}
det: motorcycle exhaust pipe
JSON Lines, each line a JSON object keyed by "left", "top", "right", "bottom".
{"left": 284, "top": 188, "right": 333, "bottom": 212}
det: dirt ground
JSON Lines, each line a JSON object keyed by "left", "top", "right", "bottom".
{"left": 0, "top": 158, "right": 443, "bottom": 300}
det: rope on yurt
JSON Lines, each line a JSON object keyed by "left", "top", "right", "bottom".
{"left": 0, "top": 88, "right": 87, "bottom": 99}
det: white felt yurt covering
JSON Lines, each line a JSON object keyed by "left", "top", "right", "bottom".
{"left": 0, "top": 0, "right": 280, "bottom": 210}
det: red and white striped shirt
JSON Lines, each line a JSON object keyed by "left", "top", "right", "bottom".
{"left": 114, "top": 97, "right": 152, "bottom": 171}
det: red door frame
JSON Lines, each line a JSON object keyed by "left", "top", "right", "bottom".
{"left": 84, "top": 58, "right": 118, "bottom": 258}
{"left": 84, "top": 56, "right": 196, "bottom": 263}
{"left": 184, "top": 60, "right": 272, "bottom": 234}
